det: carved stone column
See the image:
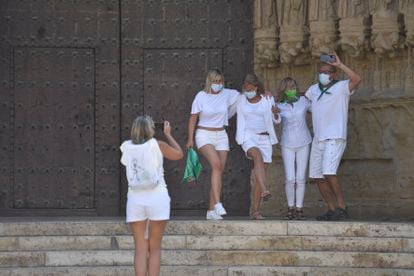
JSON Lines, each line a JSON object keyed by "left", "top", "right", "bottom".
{"left": 277, "top": 0, "right": 309, "bottom": 64}
{"left": 309, "top": 0, "right": 338, "bottom": 57}
{"left": 253, "top": 0, "right": 279, "bottom": 75}
{"left": 400, "top": 0, "right": 414, "bottom": 93}
{"left": 338, "top": 0, "right": 370, "bottom": 57}
{"left": 400, "top": 0, "right": 414, "bottom": 47}
{"left": 370, "top": 0, "right": 404, "bottom": 57}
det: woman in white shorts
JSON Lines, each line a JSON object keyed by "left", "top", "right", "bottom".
{"left": 120, "top": 116, "right": 183, "bottom": 276}
{"left": 235, "top": 74, "right": 281, "bottom": 220}
{"left": 276, "top": 77, "right": 312, "bottom": 220}
{"left": 186, "top": 69, "right": 240, "bottom": 220}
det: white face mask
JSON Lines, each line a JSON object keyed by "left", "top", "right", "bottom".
{"left": 319, "top": 73, "right": 331, "bottom": 85}
{"left": 211, "top": 84, "right": 223, "bottom": 93}
{"left": 244, "top": 91, "right": 256, "bottom": 99}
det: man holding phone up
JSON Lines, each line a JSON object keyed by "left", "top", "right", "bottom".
{"left": 305, "top": 52, "right": 362, "bottom": 221}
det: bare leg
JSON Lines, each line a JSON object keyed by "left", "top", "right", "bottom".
{"left": 316, "top": 179, "right": 337, "bottom": 211}
{"left": 199, "top": 144, "right": 225, "bottom": 210}
{"left": 247, "top": 147, "right": 267, "bottom": 194}
{"left": 129, "top": 221, "right": 149, "bottom": 276}
{"left": 325, "top": 175, "right": 346, "bottom": 209}
{"left": 251, "top": 169, "right": 261, "bottom": 214}
{"left": 147, "top": 220, "right": 167, "bottom": 276}
{"left": 251, "top": 164, "right": 269, "bottom": 216}
{"left": 217, "top": 150, "right": 228, "bottom": 203}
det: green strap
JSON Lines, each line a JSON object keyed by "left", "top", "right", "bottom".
{"left": 317, "top": 80, "right": 338, "bottom": 101}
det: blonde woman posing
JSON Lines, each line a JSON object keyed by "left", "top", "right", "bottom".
{"left": 276, "top": 77, "right": 312, "bottom": 220}
{"left": 186, "top": 69, "right": 240, "bottom": 220}
{"left": 236, "top": 74, "right": 281, "bottom": 220}
{"left": 120, "top": 116, "right": 183, "bottom": 276}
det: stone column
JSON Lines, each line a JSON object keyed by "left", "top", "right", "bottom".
{"left": 309, "top": 0, "right": 338, "bottom": 57}
{"left": 338, "top": 0, "right": 370, "bottom": 57}
{"left": 253, "top": 0, "right": 279, "bottom": 76}
{"left": 277, "top": 0, "right": 310, "bottom": 64}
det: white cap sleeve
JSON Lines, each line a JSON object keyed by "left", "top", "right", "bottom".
{"left": 190, "top": 92, "right": 203, "bottom": 114}
{"left": 120, "top": 141, "right": 129, "bottom": 166}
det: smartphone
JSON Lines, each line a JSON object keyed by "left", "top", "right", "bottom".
{"left": 154, "top": 122, "right": 164, "bottom": 130}
{"left": 320, "top": 54, "right": 336, "bottom": 63}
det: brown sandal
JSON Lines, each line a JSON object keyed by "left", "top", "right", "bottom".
{"left": 261, "top": 190, "right": 272, "bottom": 201}
{"left": 295, "top": 208, "right": 304, "bottom": 220}
{"left": 284, "top": 207, "right": 295, "bottom": 220}
{"left": 250, "top": 211, "right": 264, "bottom": 220}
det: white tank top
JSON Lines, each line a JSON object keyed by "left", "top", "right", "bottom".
{"left": 120, "top": 138, "right": 168, "bottom": 194}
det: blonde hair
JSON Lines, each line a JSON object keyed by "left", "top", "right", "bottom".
{"left": 204, "top": 69, "right": 224, "bottom": 93}
{"left": 243, "top": 73, "right": 265, "bottom": 95}
{"left": 130, "top": 115, "right": 155, "bottom": 144}
{"left": 276, "top": 77, "right": 298, "bottom": 101}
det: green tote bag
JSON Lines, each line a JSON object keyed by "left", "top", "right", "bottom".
{"left": 183, "top": 148, "right": 202, "bottom": 183}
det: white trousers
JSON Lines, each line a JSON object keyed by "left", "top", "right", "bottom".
{"left": 281, "top": 144, "right": 310, "bottom": 208}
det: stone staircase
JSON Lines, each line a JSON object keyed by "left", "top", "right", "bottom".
{"left": 0, "top": 218, "right": 413, "bottom": 275}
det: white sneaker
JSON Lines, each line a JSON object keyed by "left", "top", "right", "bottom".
{"left": 214, "top": 202, "right": 227, "bottom": 216}
{"left": 206, "top": 210, "right": 223, "bottom": 220}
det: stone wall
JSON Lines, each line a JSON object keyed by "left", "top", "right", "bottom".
{"left": 253, "top": 0, "right": 414, "bottom": 220}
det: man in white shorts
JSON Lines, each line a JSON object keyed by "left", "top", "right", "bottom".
{"left": 305, "top": 52, "right": 362, "bottom": 221}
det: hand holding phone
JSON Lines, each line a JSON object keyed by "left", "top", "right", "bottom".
{"left": 320, "top": 54, "right": 336, "bottom": 63}
{"left": 154, "top": 122, "right": 164, "bottom": 131}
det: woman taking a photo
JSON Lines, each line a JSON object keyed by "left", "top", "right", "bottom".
{"left": 236, "top": 73, "right": 281, "bottom": 220}
{"left": 120, "top": 116, "right": 183, "bottom": 276}
{"left": 276, "top": 77, "right": 312, "bottom": 220}
{"left": 186, "top": 69, "right": 240, "bottom": 220}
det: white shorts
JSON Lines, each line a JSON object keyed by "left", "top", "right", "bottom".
{"left": 126, "top": 191, "right": 171, "bottom": 222}
{"left": 195, "top": 129, "right": 229, "bottom": 151}
{"left": 309, "top": 138, "right": 346, "bottom": 179}
{"left": 242, "top": 134, "right": 273, "bottom": 163}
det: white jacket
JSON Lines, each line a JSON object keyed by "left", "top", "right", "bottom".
{"left": 235, "top": 95, "right": 281, "bottom": 145}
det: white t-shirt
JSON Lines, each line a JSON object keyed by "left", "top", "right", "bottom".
{"left": 120, "top": 138, "right": 167, "bottom": 193}
{"left": 277, "top": 96, "right": 312, "bottom": 148}
{"left": 242, "top": 99, "right": 268, "bottom": 134}
{"left": 305, "top": 80, "right": 353, "bottom": 141}
{"left": 191, "top": 88, "right": 240, "bottom": 128}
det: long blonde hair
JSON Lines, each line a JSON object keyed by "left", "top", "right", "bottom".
{"left": 204, "top": 69, "right": 224, "bottom": 93}
{"left": 276, "top": 77, "right": 298, "bottom": 101}
{"left": 130, "top": 115, "right": 155, "bottom": 144}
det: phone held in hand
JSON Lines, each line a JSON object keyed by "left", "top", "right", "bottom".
{"left": 154, "top": 122, "right": 164, "bottom": 131}
{"left": 320, "top": 54, "right": 336, "bottom": 63}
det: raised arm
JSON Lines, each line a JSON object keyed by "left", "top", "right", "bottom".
{"left": 158, "top": 121, "right": 183, "bottom": 160}
{"left": 328, "top": 51, "right": 362, "bottom": 92}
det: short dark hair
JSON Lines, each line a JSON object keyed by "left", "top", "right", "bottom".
{"left": 320, "top": 63, "right": 336, "bottom": 73}
{"left": 242, "top": 73, "right": 265, "bottom": 94}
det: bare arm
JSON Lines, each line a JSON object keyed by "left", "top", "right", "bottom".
{"left": 158, "top": 121, "right": 183, "bottom": 160}
{"left": 186, "top": 113, "right": 198, "bottom": 148}
{"left": 328, "top": 51, "right": 362, "bottom": 92}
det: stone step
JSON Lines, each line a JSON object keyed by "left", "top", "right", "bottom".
{"left": 1, "top": 235, "right": 413, "bottom": 253}
{"left": 0, "top": 250, "right": 413, "bottom": 269}
{"left": 0, "top": 266, "right": 413, "bottom": 276}
{"left": 1, "top": 219, "right": 414, "bottom": 238}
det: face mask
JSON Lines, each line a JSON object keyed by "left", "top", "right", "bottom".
{"left": 319, "top": 73, "right": 331, "bottom": 86}
{"left": 211, "top": 84, "right": 223, "bottom": 93}
{"left": 284, "top": 89, "right": 297, "bottom": 100}
{"left": 244, "top": 91, "right": 256, "bottom": 99}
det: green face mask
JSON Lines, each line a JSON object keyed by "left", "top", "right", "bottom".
{"left": 284, "top": 89, "right": 297, "bottom": 101}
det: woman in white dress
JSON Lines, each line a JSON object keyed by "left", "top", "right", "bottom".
{"left": 236, "top": 74, "right": 281, "bottom": 219}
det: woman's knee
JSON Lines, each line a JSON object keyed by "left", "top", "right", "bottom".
{"left": 285, "top": 179, "right": 295, "bottom": 187}
{"left": 210, "top": 159, "right": 224, "bottom": 172}
{"left": 248, "top": 149, "right": 263, "bottom": 163}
